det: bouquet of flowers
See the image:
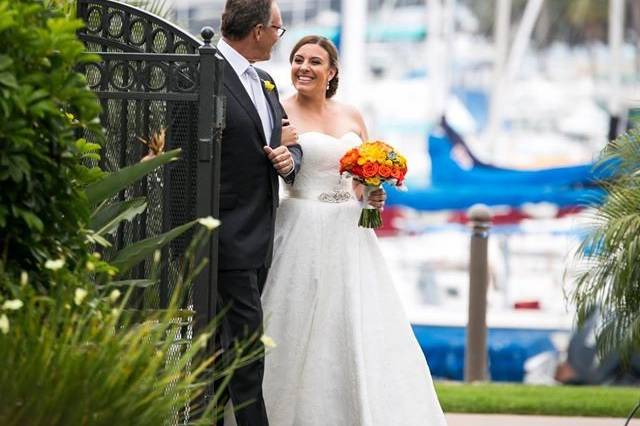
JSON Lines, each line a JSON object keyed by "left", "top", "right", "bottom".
{"left": 339, "top": 140, "right": 408, "bottom": 228}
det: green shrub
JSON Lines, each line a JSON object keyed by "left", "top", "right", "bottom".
{"left": 0, "top": 0, "right": 103, "bottom": 272}
{"left": 0, "top": 222, "right": 260, "bottom": 425}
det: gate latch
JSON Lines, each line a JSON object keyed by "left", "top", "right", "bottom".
{"left": 198, "top": 138, "right": 212, "bottom": 162}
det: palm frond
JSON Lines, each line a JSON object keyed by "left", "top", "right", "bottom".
{"left": 125, "top": 0, "right": 174, "bottom": 21}
{"left": 573, "top": 129, "right": 640, "bottom": 357}
{"left": 598, "top": 129, "right": 640, "bottom": 176}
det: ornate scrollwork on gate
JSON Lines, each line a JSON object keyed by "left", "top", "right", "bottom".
{"left": 82, "top": 55, "right": 200, "bottom": 95}
{"left": 78, "top": 0, "right": 201, "bottom": 54}
{"left": 77, "top": 0, "right": 205, "bottom": 97}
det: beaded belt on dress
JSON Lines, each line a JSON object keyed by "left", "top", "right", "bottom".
{"left": 287, "top": 188, "right": 353, "bottom": 203}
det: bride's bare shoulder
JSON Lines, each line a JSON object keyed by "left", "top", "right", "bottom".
{"left": 330, "top": 100, "right": 367, "bottom": 137}
{"left": 329, "top": 99, "right": 358, "bottom": 114}
{"left": 329, "top": 100, "right": 363, "bottom": 122}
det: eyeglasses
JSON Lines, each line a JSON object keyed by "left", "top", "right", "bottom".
{"left": 270, "top": 25, "right": 286, "bottom": 38}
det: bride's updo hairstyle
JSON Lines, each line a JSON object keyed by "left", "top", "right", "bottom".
{"left": 289, "top": 35, "right": 340, "bottom": 98}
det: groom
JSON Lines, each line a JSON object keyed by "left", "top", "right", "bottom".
{"left": 215, "top": 1, "right": 300, "bottom": 425}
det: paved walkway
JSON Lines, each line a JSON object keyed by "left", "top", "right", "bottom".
{"left": 446, "top": 413, "right": 637, "bottom": 425}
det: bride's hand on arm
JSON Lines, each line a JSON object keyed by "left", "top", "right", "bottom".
{"left": 280, "top": 119, "right": 299, "bottom": 147}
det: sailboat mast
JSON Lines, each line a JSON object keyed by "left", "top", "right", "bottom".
{"left": 340, "top": 0, "right": 367, "bottom": 107}
{"left": 427, "top": 0, "right": 444, "bottom": 120}
{"left": 486, "top": 0, "right": 543, "bottom": 157}
{"left": 608, "top": 0, "right": 624, "bottom": 120}
{"left": 485, "top": 0, "right": 511, "bottom": 154}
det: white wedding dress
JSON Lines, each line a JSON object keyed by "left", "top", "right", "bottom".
{"left": 259, "top": 131, "right": 447, "bottom": 426}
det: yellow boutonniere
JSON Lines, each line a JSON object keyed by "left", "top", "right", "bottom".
{"left": 263, "top": 80, "right": 275, "bottom": 91}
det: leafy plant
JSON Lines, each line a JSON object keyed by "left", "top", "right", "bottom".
{"left": 573, "top": 129, "right": 640, "bottom": 358}
{"left": 0, "top": 0, "right": 103, "bottom": 272}
{"left": 0, "top": 219, "right": 262, "bottom": 426}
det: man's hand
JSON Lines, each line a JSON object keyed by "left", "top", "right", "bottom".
{"left": 367, "top": 187, "right": 386, "bottom": 210}
{"left": 280, "top": 119, "right": 299, "bottom": 147}
{"left": 264, "top": 145, "right": 294, "bottom": 176}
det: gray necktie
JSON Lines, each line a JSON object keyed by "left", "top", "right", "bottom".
{"left": 245, "top": 65, "right": 273, "bottom": 145}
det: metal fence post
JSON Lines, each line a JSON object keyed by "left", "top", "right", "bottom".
{"left": 193, "top": 26, "right": 218, "bottom": 332}
{"left": 193, "top": 26, "right": 224, "bottom": 413}
{"left": 464, "top": 204, "right": 491, "bottom": 382}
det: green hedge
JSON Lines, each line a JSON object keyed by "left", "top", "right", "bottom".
{"left": 0, "top": 0, "right": 103, "bottom": 272}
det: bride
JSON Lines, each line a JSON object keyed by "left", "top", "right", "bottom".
{"left": 258, "top": 35, "right": 447, "bottom": 425}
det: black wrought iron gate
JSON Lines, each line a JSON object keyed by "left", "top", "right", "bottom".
{"left": 76, "top": 0, "right": 224, "bottom": 332}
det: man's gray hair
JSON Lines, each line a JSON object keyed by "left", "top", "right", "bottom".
{"left": 221, "top": 0, "right": 273, "bottom": 40}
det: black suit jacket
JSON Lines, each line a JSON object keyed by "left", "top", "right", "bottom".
{"left": 218, "top": 57, "right": 302, "bottom": 271}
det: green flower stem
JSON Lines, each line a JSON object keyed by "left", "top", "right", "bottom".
{"left": 358, "top": 185, "right": 383, "bottom": 229}
{"left": 358, "top": 208, "right": 383, "bottom": 229}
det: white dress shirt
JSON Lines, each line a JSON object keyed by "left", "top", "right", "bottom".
{"left": 217, "top": 38, "right": 274, "bottom": 144}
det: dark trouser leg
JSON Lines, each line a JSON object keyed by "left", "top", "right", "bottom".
{"left": 257, "top": 267, "right": 268, "bottom": 295}
{"left": 216, "top": 269, "right": 268, "bottom": 426}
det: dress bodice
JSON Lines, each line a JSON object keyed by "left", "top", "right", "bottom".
{"left": 285, "top": 131, "right": 362, "bottom": 201}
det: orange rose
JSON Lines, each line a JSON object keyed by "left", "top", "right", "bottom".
{"left": 341, "top": 148, "right": 359, "bottom": 164}
{"left": 340, "top": 149, "right": 360, "bottom": 171}
{"left": 362, "top": 162, "right": 379, "bottom": 178}
{"left": 391, "top": 166, "right": 406, "bottom": 180}
{"left": 378, "top": 164, "right": 392, "bottom": 178}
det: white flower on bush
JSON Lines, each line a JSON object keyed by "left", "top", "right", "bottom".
{"left": 20, "top": 271, "right": 28, "bottom": 286}
{"left": 74, "top": 288, "right": 88, "bottom": 306}
{"left": 260, "top": 334, "right": 277, "bottom": 349}
{"left": 198, "top": 216, "right": 220, "bottom": 230}
{"left": 196, "top": 333, "right": 211, "bottom": 349}
{"left": 45, "top": 258, "right": 65, "bottom": 271}
{"left": 0, "top": 314, "right": 8, "bottom": 334}
{"left": 109, "top": 289, "right": 121, "bottom": 303}
{"left": 2, "top": 300, "right": 23, "bottom": 311}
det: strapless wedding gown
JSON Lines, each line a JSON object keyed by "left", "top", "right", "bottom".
{"left": 257, "top": 131, "right": 447, "bottom": 426}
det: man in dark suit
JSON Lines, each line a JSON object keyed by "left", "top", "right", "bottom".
{"left": 215, "top": 1, "right": 300, "bottom": 425}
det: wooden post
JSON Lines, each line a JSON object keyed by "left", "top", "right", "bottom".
{"left": 465, "top": 204, "right": 491, "bottom": 382}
